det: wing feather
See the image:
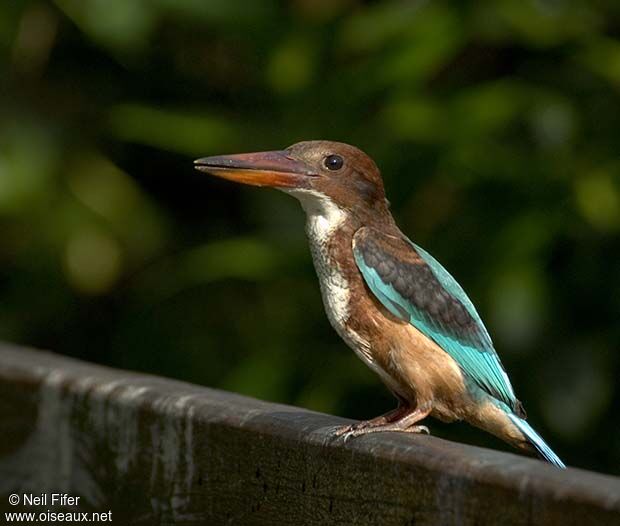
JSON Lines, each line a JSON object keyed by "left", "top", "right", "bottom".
{"left": 353, "top": 226, "right": 518, "bottom": 411}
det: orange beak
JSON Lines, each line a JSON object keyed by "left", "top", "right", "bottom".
{"left": 194, "top": 150, "right": 317, "bottom": 188}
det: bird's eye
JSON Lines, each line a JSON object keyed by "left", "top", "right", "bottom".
{"left": 323, "top": 154, "right": 344, "bottom": 171}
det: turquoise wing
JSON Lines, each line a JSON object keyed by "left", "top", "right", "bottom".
{"left": 353, "top": 226, "right": 519, "bottom": 412}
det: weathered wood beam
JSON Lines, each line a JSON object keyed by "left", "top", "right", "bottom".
{"left": 0, "top": 343, "right": 619, "bottom": 525}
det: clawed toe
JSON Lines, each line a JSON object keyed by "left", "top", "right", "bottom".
{"left": 332, "top": 425, "right": 362, "bottom": 443}
{"left": 333, "top": 420, "right": 372, "bottom": 438}
{"left": 333, "top": 424, "right": 353, "bottom": 437}
{"left": 407, "top": 425, "right": 430, "bottom": 435}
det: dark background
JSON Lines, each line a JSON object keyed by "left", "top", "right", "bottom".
{"left": 1, "top": 0, "right": 619, "bottom": 474}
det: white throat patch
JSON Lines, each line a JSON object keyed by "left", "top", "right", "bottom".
{"left": 285, "top": 188, "right": 347, "bottom": 247}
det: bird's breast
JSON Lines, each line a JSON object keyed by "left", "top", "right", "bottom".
{"left": 292, "top": 194, "right": 413, "bottom": 396}
{"left": 305, "top": 213, "right": 360, "bottom": 348}
{"left": 304, "top": 211, "right": 404, "bottom": 395}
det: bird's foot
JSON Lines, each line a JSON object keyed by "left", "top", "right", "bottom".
{"left": 333, "top": 405, "right": 432, "bottom": 443}
{"left": 333, "top": 422, "right": 430, "bottom": 443}
{"left": 333, "top": 404, "right": 411, "bottom": 439}
{"left": 333, "top": 418, "right": 386, "bottom": 437}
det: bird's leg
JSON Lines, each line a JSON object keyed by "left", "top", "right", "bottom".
{"left": 336, "top": 405, "right": 432, "bottom": 441}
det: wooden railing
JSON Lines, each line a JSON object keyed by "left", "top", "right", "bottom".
{"left": 0, "top": 342, "right": 619, "bottom": 525}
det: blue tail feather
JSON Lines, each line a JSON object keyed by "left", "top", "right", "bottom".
{"left": 507, "top": 413, "right": 565, "bottom": 468}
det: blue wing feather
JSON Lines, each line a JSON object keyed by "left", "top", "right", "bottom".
{"left": 411, "top": 243, "right": 491, "bottom": 343}
{"left": 353, "top": 227, "right": 517, "bottom": 410}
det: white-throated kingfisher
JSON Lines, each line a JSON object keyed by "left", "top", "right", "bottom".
{"left": 194, "top": 141, "right": 565, "bottom": 468}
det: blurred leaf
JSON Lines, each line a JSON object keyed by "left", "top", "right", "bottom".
{"left": 64, "top": 226, "right": 123, "bottom": 295}
{"left": 529, "top": 100, "right": 577, "bottom": 150}
{"left": 449, "top": 80, "right": 531, "bottom": 140}
{"left": 54, "top": 0, "right": 154, "bottom": 53}
{"left": 574, "top": 170, "right": 620, "bottom": 231}
{"left": 382, "top": 97, "right": 444, "bottom": 143}
{"left": 0, "top": 123, "right": 58, "bottom": 214}
{"left": 542, "top": 344, "right": 614, "bottom": 440}
{"left": 578, "top": 36, "right": 620, "bottom": 87}
{"left": 11, "top": 4, "right": 58, "bottom": 77}
{"left": 154, "top": 0, "right": 275, "bottom": 25}
{"left": 293, "top": 0, "right": 356, "bottom": 22}
{"left": 340, "top": 3, "right": 464, "bottom": 89}
{"left": 67, "top": 153, "right": 168, "bottom": 261}
{"left": 108, "top": 104, "right": 238, "bottom": 155}
{"left": 222, "top": 347, "right": 289, "bottom": 401}
{"left": 0, "top": 4, "right": 14, "bottom": 47}
{"left": 489, "top": 265, "right": 548, "bottom": 351}
{"left": 480, "top": 0, "right": 601, "bottom": 47}
{"left": 267, "top": 35, "right": 317, "bottom": 94}
{"left": 181, "top": 237, "right": 279, "bottom": 283}
{"left": 134, "top": 237, "right": 281, "bottom": 303}
{"left": 379, "top": 5, "right": 465, "bottom": 88}
{"left": 339, "top": 0, "right": 426, "bottom": 53}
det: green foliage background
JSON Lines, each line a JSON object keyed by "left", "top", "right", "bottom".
{"left": 2, "top": 0, "right": 620, "bottom": 473}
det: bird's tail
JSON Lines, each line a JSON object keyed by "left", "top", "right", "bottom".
{"left": 507, "top": 412, "right": 565, "bottom": 468}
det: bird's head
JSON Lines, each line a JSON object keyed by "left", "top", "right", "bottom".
{"left": 194, "top": 141, "right": 390, "bottom": 221}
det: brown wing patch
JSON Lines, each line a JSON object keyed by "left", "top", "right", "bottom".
{"left": 353, "top": 227, "right": 484, "bottom": 348}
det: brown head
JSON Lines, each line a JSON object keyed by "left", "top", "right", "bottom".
{"left": 194, "top": 141, "right": 390, "bottom": 222}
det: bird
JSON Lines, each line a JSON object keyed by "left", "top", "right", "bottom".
{"left": 194, "top": 140, "right": 565, "bottom": 468}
